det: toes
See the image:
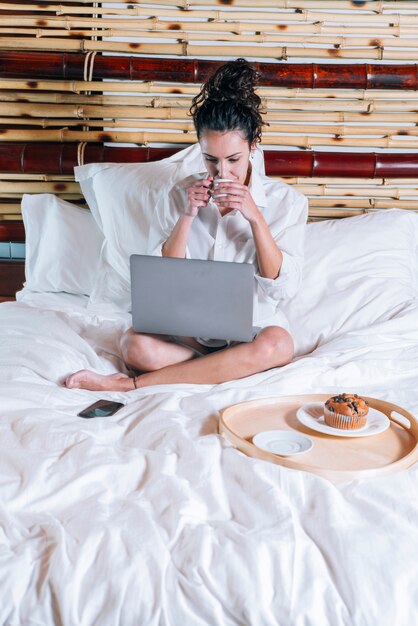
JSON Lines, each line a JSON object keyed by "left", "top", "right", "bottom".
{"left": 65, "top": 377, "right": 79, "bottom": 389}
{"left": 64, "top": 370, "right": 87, "bottom": 389}
{"left": 63, "top": 370, "right": 131, "bottom": 391}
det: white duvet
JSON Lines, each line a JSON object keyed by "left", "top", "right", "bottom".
{"left": 1, "top": 292, "right": 418, "bottom": 626}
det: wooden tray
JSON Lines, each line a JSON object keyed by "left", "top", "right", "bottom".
{"left": 219, "top": 394, "right": 418, "bottom": 483}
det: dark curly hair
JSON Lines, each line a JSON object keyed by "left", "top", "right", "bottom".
{"left": 189, "top": 58, "right": 266, "bottom": 146}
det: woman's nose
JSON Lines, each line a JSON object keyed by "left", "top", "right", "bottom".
{"left": 218, "top": 163, "right": 229, "bottom": 178}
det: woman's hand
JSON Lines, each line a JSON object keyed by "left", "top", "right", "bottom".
{"left": 212, "top": 181, "right": 260, "bottom": 222}
{"left": 184, "top": 176, "right": 214, "bottom": 217}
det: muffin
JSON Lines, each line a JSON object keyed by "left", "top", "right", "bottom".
{"left": 324, "top": 393, "right": 369, "bottom": 430}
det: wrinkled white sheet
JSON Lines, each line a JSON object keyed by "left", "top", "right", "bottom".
{"left": 1, "top": 292, "right": 418, "bottom": 626}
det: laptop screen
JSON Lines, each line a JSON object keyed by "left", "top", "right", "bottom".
{"left": 130, "top": 255, "right": 254, "bottom": 342}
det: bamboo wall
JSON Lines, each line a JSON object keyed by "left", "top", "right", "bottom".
{"left": 2, "top": 0, "right": 418, "bottom": 231}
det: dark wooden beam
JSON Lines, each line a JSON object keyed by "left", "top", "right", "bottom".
{"left": 0, "top": 260, "right": 25, "bottom": 298}
{"left": 1, "top": 52, "right": 418, "bottom": 89}
{"left": 2, "top": 143, "right": 418, "bottom": 178}
{"left": 0, "top": 221, "right": 25, "bottom": 243}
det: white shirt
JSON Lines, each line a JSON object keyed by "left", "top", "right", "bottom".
{"left": 148, "top": 160, "right": 308, "bottom": 334}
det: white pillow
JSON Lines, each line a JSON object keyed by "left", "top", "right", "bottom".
{"left": 21, "top": 194, "right": 104, "bottom": 296}
{"left": 75, "top": 159, "right": 182, "bottom": 311}
{"left": 283, "top": 209, "right": 418, "bottom": 356}
{"left": 75, "top": 144, "right": 265, "bottom": 312}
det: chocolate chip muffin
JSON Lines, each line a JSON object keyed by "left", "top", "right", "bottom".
{"left": 324, "top": 393, "right": 369, "bottom": 430}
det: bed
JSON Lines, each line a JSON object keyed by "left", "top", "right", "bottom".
{"left": 2, "top": 1, "right": 418, "bottom": 623}
{"left": 0, "top": 155, "right": 418, "bottom": 624}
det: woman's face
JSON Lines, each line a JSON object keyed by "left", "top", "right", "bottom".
{"left": 199, "top": 130, "right": 254, "bottom": 184}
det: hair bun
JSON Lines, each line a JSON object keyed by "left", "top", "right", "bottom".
{"left": 204, "top": 58, "right": 259, "bottom": 107}
{"left": 189, "top": 58, "right": 267, "bottom": 145}
{"left": 205, "top": 58, "right": 258, "bottom": 105}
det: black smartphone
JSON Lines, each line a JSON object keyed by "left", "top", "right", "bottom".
{"left": 77, "top": 399, "right": 125, "bottom": 419}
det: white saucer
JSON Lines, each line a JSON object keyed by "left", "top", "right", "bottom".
{"left": 252, "top": 430, "right": 313, "bottom": 456}
{"left": 296, "top": 402, "right": 390, "bottom": 438}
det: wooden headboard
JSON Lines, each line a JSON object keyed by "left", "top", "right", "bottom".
{"left": 2, "top": 0, "right": 418, "bottom": 299}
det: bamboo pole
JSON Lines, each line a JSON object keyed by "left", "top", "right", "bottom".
{"left": 3, "top": 0, "right": 417, "bottom": 10}
{"left": 0, "top": 203, "right": 22, "bottom": 210}
{"left": 0, "top": 79, "right": 199, "bottom": 95}
{"left": 0, "top": 118, "right": 200, "bottom": 131}
{"left": 3, "top": 114, "right": 418, "bottom": 139}
{"left": 7, "top": 79, "right": 418, "bottom": 105}
{"left": 6, "top": 102, "right": 418, "bottom": 126}
{"left": 4, "top": 2, "right": 418, "bottom": 29}
{"left": 0, "top": 0, "right": 412, "bottom": 7}
{"left": 3, "top": 128, "right": 418, "bottom": 149}
{"left": 0, "top": 0, "right": 397, "bottom": 8}
{"left": 261, "top": 90, "right": 418, "bottom": 101}
{"left": 5, "top": 19, "right": 418, "bottom": 42}
{"left": 270, "top": 125, "right": 418, "bottom": 137}
{"left": 0, "top": 181, "right": 81, "bottom": 194}
{"left": 0, "top": 194, "right": 83, "bottom": 200}
{"left": 307, "top": 209, "right": 381, "bottom": 219}
{"left": 275, "top": 177, "right": 418, "bottom": 185}
{"left": 7, "top": 25, "right": 418, "bottom": 50}
{"left": 2, "top": 7, "right": 417, "bottom": 30}
{"left": 0, "top": 129, "right": 182, "bottom": 143}
{"left": 308, "top": 198, "right": 418, "bottom": 209}
{"left": 0, "top": 205, "right": 22, "bottom": 215}
{"left": 0, "top": 102, "right": 195, "bottom": 119}
{"left": 5, "top": 79, "right": 418, "bottom": 104}
{"left": 7, "top": 16, "right": 418, "bottom": 38}
{"left": 6, "top": 103, "right": 418, "bottom": 126}
{"left": 295, "top": 185, "right": 418, "bottom": 198}
{"left": 0, "top": 93, "right": 189, "bottom": 108}
{"left": 7, "top": 90, "right": 418, "bottom": 115}
{"left": 8, "top": 29, "right": 418, "bottom": 52}
{"left": 0, "top": 174, "right": 75, "bottom": 181}
{"left": 0, "top": 214, "right": 25, "bottom": 221}
{"left": 0, "top": 200, "right": 86, "bottom": 210}
{"left": 2, "top": 37, "right": 416, "bottom": 61}
{"left": 309, "top": 210, "right": 368, "bottom": 219}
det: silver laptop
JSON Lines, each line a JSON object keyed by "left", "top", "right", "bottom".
{"left": 130, "top": 255, "right": 256, "bottom": 342}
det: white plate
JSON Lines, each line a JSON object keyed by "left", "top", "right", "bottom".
{"left": 252, "top": 430, "right": 313, "bottom": 456}
{"left": 296, "top": 403, "right": 390, "bottom": 438}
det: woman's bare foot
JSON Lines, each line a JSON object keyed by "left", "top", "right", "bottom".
{"left": 64, "top": 370, "right": 135, "bottom": 392}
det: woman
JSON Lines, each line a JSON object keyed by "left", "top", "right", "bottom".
{"left": 65, "top": 58, "right": 308, "bottom": 392}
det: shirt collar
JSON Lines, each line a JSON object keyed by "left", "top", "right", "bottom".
{"left": 248, "top": 164, "right": 268, "bottom": 209}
